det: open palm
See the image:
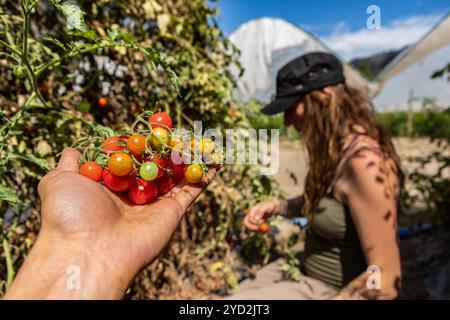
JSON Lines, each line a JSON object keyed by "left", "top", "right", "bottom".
{"left": 37, "top": 148, "right": 217, "bottom": 286}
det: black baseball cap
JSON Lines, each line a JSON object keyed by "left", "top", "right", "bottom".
{"left": 261, "top": 52, "right": 346, "bottom": 115}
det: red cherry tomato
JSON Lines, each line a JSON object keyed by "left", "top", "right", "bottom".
{"left": 79, "top": 161, "right": 103, "bottom": 182}
{"left": 102, "top": 169, "right": 134, "bottom": 192}
{"left": 108, "top": 152, "right": 134, "bottom": 176}
{"left": 166, "top": 158, "right": 186, "bottom": 183}
{"left": 148, "top": 112, "right": 172, "bottom": 129}
{"left": 98, "top": 97, "right": 108, "bottom": 107}
{"left": 102, "top": 137, "right": 125, "bottom": 152}
{"left": 127, "top": 133, "right": 147, "bottom": 156}
{"left": 128, "top": 179, "right": 158, "bottom": 205}
{"left": 156, "top": 175, "right": 175, "bottom": 197}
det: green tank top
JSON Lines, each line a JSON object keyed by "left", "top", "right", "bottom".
{"left": 303, "top": 194, "right": 367, "bottom": 288}
{"left": 303, "top": 134, "right": 374, "bottom": 289}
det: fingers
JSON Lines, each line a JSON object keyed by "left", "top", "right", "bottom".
{"left": 243, "top": 215, "right": 260, "bottom": 232}
{"left": 173, "top": 166, "right": 217, "bottom": 212}
{"left": 248, "top": 206, "right": 265, "bottom": 224}
{"left": 56, "top": 148, "right": 80, "bottom": 173}
{"left": 38, "top": 148, "right": 80, "bottom": 199}
{"left": 243, "top": 200, "right": 279, "bottom": 232}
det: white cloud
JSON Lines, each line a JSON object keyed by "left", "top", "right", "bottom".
{"left": 322, "top": 13, "right": 444, "bottom": 61}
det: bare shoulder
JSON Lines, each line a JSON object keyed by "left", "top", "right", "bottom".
{"left": 334, "top": 136, "right": 401, "bottom": 203}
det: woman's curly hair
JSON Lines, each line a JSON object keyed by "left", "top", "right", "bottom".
{"left": 302, "top": 83, "right": 404, "bottom": 222}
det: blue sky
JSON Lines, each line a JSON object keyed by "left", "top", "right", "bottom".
{"left": 210, "top": 0, "right": 450, "bottom": 60}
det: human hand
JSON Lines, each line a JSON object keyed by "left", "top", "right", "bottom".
{"left": 4, "top": 147, "right": 217, "bottom": 299}
{"left": 242, "top": 198, "right": 284, "bottom": 232}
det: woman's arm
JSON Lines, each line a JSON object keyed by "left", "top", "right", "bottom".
{"left": 243, "top": 195, "right": 305, "bottom": 231}
{"left": 332, "top": 149, "right": 401, "bottom": 300}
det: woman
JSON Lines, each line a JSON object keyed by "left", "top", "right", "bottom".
{"left": 239, "top": 52, "right": 403, "bottom": 300}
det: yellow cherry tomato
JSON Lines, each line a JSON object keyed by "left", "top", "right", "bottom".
{"left": 190, "top": 139, "right": 215, "bottom": 154}
{"left": 149, "top": 127, "right": 169, "bottom": 150}
{"left": 185, "top": 164, "right": 204, "bottom": 184}
{"left": 169, "top": 134, "right": 184, "bottom": 149}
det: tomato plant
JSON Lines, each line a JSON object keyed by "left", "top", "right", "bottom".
{"left": 0, "top": 0, "right": 279, "bottom": 301}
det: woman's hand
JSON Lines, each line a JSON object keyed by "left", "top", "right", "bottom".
{"left": 243, "top": 198, "right": 285, "bottom": 232}
{"left": 4, "top": 148, "right": 217, "bottom": 299}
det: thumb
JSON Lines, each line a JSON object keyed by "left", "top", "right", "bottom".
{"left": 56, "top": 148, "right": 80, "bottom": 173}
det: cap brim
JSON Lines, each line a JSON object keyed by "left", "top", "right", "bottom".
{"left": 261, "top": 95, "right": 303, "bottom": 115}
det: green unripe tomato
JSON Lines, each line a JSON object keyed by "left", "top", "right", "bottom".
{"left": 139, "top": 161, "right": 159, "bottom": 181}
{"left": 13, "top": 66, "right": 27, "bottom": 79}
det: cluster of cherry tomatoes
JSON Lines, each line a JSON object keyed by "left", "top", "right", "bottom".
{"left": 78, "top": 111, "right": 222, "bottom": 205}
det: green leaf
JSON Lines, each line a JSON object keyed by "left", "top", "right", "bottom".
{"left": 60, "top": 2, "right": 88, "bottom": 31}
{"left": 68, "top": 29, "right": 97, "bottom": 40}
{"left": 8, "top": 130, "right": 23, "bottom": 136}
{"left": 280, "top": 264, "right": 291, "bottom": 272}
{"left": 0, "top": 184, "right": 21, "bottom": 205}
{"left": 8, "top": 153, "right": 53, "bottom": 171}
{"left": 107, "top": 29, "right": 135, "bottom": 42}
{"left": 227, "top": 274, "right": 238, "bottom": 289}
{"left": 42, "top": 36, "right": 66, "bottom": 50}
{"left": 50, "top": 1, "right": 88, "bottom": 32}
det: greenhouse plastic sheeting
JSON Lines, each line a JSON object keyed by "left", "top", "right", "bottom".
{"left": 374, "top": 14, "right": 450, "bottom": 111}
{"left": 228, "top": 17, "right": 371, "bottom": 104}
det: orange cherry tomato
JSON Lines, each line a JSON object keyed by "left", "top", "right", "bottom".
{"left": 169, "top": 134, "right": 184, "bottom": 149}
{"left": 108, "top": 152, "right": 134, "bottom": 176}
{"left": 127, "top": 134, "right": 147, "bottom": 156}
{"left": 98, "top": 97, "right": 108, "bottom": 107}
{"left": 259, "top": 222, "right": 270, "bottom": 234}
{"left": 79, "top": 161, "right": 103, "bottom": 182}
